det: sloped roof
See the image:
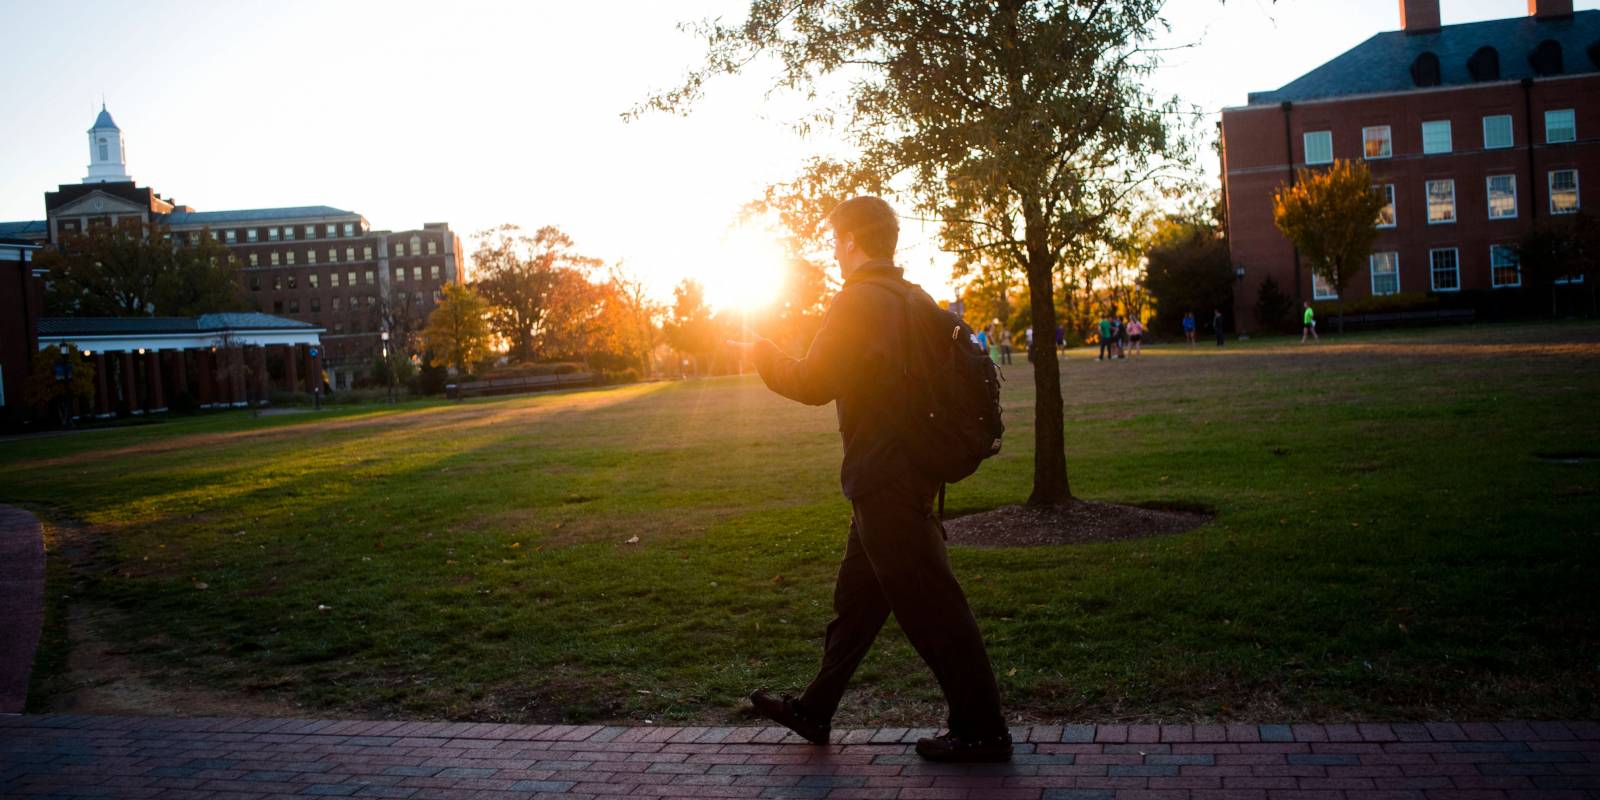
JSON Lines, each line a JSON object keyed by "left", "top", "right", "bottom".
{"left": 39, "top": 313, "right": 320, "bottom": 338}
{"left": 90, "top": 106, "right": 119, "bottom": 131}
{"left": 1246, "top": 10, "right": 1600, "bottom": 105}
{"left": 0, "top": 220, "right": 48, "bottom": 238}
{"left": 166, "top": 206, "right": 358, "bottom": 226}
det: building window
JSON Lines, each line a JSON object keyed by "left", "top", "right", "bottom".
{"left": 1303, "top": 131, "right": 1332, "bottom": 165}
{"left": 268, "top": 227, "right": 280, "bottom": 241}
{"left": 1421, "top": 120, "right": 1452, "bottom": 154}
{"left": 365, "top": 270, "right": 375, "bottom": 285}
{"left": 395, "top": 243, "right": 406, "bottom": 257}
{"left": 333, "top": 297, "right": 342, "bottom": 311}
{"left": 1370, "top": 252, "right": 1400, "bottom": 296}
{"left": 1483, "top": 115, "right": 1513, "bottom": 149}
{"left": 363, "top": 246, "right": 372, "bottom": 260}
{"left": 1362, "top": 126, "right": 1392, "bottom": 159}
{"left": 307, "top": 249, "right": 317, "bottom": 264}
{"left": 1545, "top": 109, "right": 1575, "bottom": 143}
{"left": 432, "top": 289, "right": 442, "bottom": 302}
{"left": 367, "top": 295, "right": 376, "bottom": 308}
{"left": 289, "top": 299, "right": 300, "bottom": 314}
{"left": 430, "top": 264, "right": 440, "bottom": 281}
{"left": 427, "top": 241, "right": 438, "bottom": 255}
{"left": 343, "top": 223, "right": 354, "bottom": 237}
{"left": 1312, "top": 271, "right": 1339, "bottom": 300}
{"left": 284, "top": 226, "right": 295, "bottom": 241}
{"left": 273, "top": 300, "right": 283, "bottom": 313}
{"left": 246, "top": 228, "right": 259, "bottom": 242}
{"left": 1490, "top": 244, "right": 1520, "bottom": 288}
{"left": 328, "top": 248, "right": 338, "bottom": 263}
{"left": 345, "top": 247, "right": 354, "bottom": 261}
{"left": 331, "top": 271, "right": 341, "bottom": 288}
{"left": 287, "top": 274, "right": 298, "bottom": 290}
{"left": 248, "top": 253, "right": 259, "bottom": 267}
{"left": 273, "top": 274, "right": 283, "bottom": 291}
{"left": 310, "top": 297, "right": 321, "bottom": 313}
{"left": 97, "top": 138, "right": 108, "bottom": 160}
{"left": 1429, "top": 248, "right": 1460, "bottom": 292}
{"left": 308, "top": 273, "right": 319, "bottom": 289}
{"left": 1376, "top": 184, "right": 1396, "bottom": 227}
{"left": 412, "top": 266, "right": 422, "bottom": 281}
{"left": 286, "top": 251, "right": 296, "bottom": 265}
{"left": 270, "top": 252, "right": 280, "bottom": 266}
{"left": 1425, "top": 180, "right": 1455, "bottom": 223}
{"left": 347, "top": 270, "right": 357, "bottom": 287}
{"left": 1549, "top": 169, "right": 1580, "bottom": 214}
{"left": 326, "top": 224, "right": 337, "bottom": 238}
{"left": 225, "top": 230, "right": 237, "bottom": 243}
{"left": 414, "top": 291, "right": 424, "bottom": 305}
{"left": 249, "top": 275, "right": 261, "bottom": 291}
{"left": 1486, "top": 175, "right": 1517, "bottom": 219}
{"left": 395, "top": 267, "right": 406, "bottom": 283}
{"left": 334, "top": 322, "right": 345, "bottom": 334}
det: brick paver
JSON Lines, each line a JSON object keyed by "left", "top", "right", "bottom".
{"left": 2, "top": 715, "right": 1597, "bottom": 799}
{"left": 0, "top": 506, "right": 44, "bottom": 715}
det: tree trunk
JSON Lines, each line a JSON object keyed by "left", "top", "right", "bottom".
{"left": 1022, "top": 198, "right": 1072, "bottom": 507}
{"left": 1337, "top": 297, "right": 1345, "bottom": 335}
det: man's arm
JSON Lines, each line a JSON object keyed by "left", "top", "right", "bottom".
{"left": 742, "top": 289, "right": 866, "bottom": 407}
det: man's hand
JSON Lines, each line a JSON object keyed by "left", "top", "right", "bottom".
{"left": 725, "top": 327, "right": 768, "bottom": 357}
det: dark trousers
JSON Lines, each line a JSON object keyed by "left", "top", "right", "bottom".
{"left": 799, "top": 473, "right": 1006, "bottom": 738}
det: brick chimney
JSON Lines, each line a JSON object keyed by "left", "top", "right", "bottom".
{"left": 1528, "top": 0, "right": 1574, "bottom": 19}
{"left": 1400, "top": 0, "right": 1440, "bottom": 33}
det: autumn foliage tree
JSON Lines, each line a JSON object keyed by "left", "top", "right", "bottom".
{"left": 642, "top": 0, "right": 1190, "bottom": 506}
{"left": 473, "top": 225, "right": 603, "bottom": 362}
{"left": 39, "top": 222, "right": 245, "bottom": 317}
{"left": 1273, "top": 159, "right": 1388, "bottom": 333}
{"left": 422, "top": 283, "right": 493, "bottom": 376}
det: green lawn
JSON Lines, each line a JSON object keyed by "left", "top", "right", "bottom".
{"left": 5, "top": 321, "right": 1598, "bottom": 724}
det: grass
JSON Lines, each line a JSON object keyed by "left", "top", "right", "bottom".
{"left": 4, "top": 320, "right": 1599, "bottom": 725}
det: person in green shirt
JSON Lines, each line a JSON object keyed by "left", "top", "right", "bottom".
{"left": 1301, "top": 301, "right": 1319, "bottom": 344}
{"left": 1097, "top": 314, "right": 1113, "bottom": 361}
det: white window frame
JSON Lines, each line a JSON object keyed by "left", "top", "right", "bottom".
{"left": 1376, "top": 184, "right": 1397, "bottom": 228}
{"left": 306, "top": 225, "right": 317, "bottom": 239}
{"left": 328, "top": 248, "right": 338, "bottom": 263}
{"left": 307, "top": 249, "right": 317, "bottom": 264}
{"left": 308, "top": 273, "right": 319, "bottom": 289}
{"left": 1545, "top": 109, "right": 1575, "bottom": 144}
{"left": 430, "top": 265, "right": 440, "bottom": 280}
{"left": 1303, "top": 131, "right": 1333, "bottom": 165}
{"left": 1426, "top": 179, "right": 1456, "bottom": 224}
{"left": 326, "top": 224, "right": 337, "bottom": 238}
{"left": 1429, "top": 247, "right": 1461, "bottom": 292}
{"left": 331, "top": 271, "right": 341, "bottom": 288}
{"left": 248, "top": 253, "right": 258, "bottom": 266}
{"left": 1486, "top": 175, "right": 1517, "bottom": 220}
{"left": 1482, "top": 115, "right": 1514, "bottom": 149}
{"left": 1362, "top": 126, "right": 1392, "bottom": 159}
{"left": 1370, "top": 252, "right": 1400, "bottom": 296}
{"left": 412, "top": 266, "right": 422, "bottom": 281}
{"left": 1312, "top": 271, "right": 1339, "bottom": 300}
{"left": 428, "top": 241, "right": 438, "bottom": 255}
{"left": 270, "top": 252, "right": 280, "bottom": 266}
{"left": 363, "top": 246, "right": 372, "bottom": 260}
{"left": 1549, "top": 169, "right": 1580, "bottom": 215}
{"left": 284, "top": 227, "right": 295, "bottom": 241}
{"left": 343, "top": 223, "right": 354, "bottom": 237}
{"left": 246, "top": 229, "right": 259, "bottom": 242}
{"left": 286, "top": 251, "right": 296, "bottom": 265}
{"left": 224, "top": 229, "right": 237, "bottom": 243}
{"left": 1489, "top": 245, "right": 1520, "bottom": 288}
{"left": 268, "top": 227, "right": 280, "bottom": 241}
{"left": 345, "top": 247, "right": 354, "bottom": 261}
{"left": 1421, "top": 120, "right": 1452, "bottom": 155}
{"left": 395, "top": 267, "right": 406, "bottom": 283}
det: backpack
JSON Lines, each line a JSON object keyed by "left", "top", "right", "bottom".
{"left": 857, "top": 277, "right": 1005, "bottom": 490}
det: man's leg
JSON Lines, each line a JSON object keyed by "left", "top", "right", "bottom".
{"left": 854, "top": 478, "right": 1005, "bottom": 738}
{"left": 797, "top": 516, "right": 892, "bottom": 723}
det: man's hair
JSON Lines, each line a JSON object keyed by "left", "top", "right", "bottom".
{"left": 827, "top": 196, "right": 899, "bottom": 259}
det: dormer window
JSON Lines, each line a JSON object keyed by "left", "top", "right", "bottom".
{"left": 1467, "top": 47, "right": 1500, "bottom": 82}
{"left": 1530, "top": 40, "right": 1563, "bottom": 76}
{"left": 1410, "top": 52, "right": 1441, "bottom": 87}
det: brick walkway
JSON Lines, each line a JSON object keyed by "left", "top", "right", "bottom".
{"left": 0, "top": 506, "right": 45, "bottom": 715}
{"left": 2, "top": 715, "right": 1597, "bottom": 799}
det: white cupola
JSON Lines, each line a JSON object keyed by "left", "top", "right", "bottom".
{"left": 83, "top": 104, "right": 131, "bottom": 184}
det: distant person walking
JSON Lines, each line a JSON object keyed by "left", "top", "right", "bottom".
{"left": 1183, "top": 311, "right": 1197, "bottom": 346}
{"left": 1055, "top": 324, "right": 1065, "bottom": 350}
{"left": 1212, "top": 308, "right": 1225, "bottom": 347}
{"left": 1127, "top": 317, "right": 1144, "bottom": 356}
{"left": 728, "top": 196, "right": 1011, "bottom": 763}
{"left": 1024, "top": 326, "right": 1034, "bottom": 364}
{"left": 1097, "top": 313, "right": 1113, "bottom": 361}
{"left": 1110, "top": 316, "right": 1125, "bottom": 359}
{"left": 1301, "top": 301, "right": 1320, "bottom": 344}
{"left": 975, "top": 326, "right": 991, "bottom": 362}
{"left": 996, "top": 323, "right": 1012, "bottom": 365}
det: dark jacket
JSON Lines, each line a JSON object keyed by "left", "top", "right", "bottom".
{"left": 753, "top": 259, "right": 912, "bottom": 499}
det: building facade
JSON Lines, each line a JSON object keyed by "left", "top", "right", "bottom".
{"left": 0, "top": 107, "right": 466, "bottom": 390}
{"left": 1220, "top": 0, "right": 1598, "bottom": 328}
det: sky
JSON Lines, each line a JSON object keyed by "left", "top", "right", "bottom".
{"left": 1, "top": 0, "right": 1595, "bottom": 309}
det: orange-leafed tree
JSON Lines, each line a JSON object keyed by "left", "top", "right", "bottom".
{"left": 422, "top": 283, "right": 493, "bottom": 376}
{"left": 1273, "top": 159, "right": 1388, "bottom": 333}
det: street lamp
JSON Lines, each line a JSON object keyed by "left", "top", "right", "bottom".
{"left": 54, "top": 342, "right": 74, "bottom": 428}
{"left": 380, "top": 330, "right": 395, "bottom": 404}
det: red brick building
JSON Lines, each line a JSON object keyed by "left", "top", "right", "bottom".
{"left": 0, "top": 107, "right": 466, "bottom": 390}
{"left": 1220, "top": 0, "right": 1598, "bottom": 329}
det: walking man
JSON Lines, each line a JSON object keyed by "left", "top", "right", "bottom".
{"left": 726, "top": 196, "right": 1011, "bottom": 762}
{"left": 1212, "top": 307, "right": 1226, "bottom": 347}
{"left": 1301, "top": 301, "right": 1320, "bottom": 343}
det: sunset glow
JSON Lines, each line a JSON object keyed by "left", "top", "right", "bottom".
{"left": 700, "top": 225, "right": 791, "bottom": 313}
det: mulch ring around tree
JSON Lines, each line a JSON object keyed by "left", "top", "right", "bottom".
{"left": 942, "top": 500, "right": 1213, "bottom": 548}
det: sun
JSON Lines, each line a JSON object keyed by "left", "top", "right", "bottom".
{"left": 700, "top": 225, "right": 789, "bottom": 313}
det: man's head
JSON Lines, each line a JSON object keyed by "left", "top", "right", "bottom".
{"left": 826, "top": 196, "right": 899, "bottom": 275}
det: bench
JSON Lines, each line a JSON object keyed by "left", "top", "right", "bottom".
{"left": 1326, "top": 308, "right": 1476, "bottom": 330}
{"left": 445, "top": 371, "right": 595, "bottom": 399}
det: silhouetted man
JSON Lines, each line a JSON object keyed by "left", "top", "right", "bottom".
{"left": 727, "top": 196, "right": 1011, "bottom": 763}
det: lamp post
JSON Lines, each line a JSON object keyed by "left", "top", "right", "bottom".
{"left": 54, "top": 342, "right": 74, "bottom": 428}
{"left": 381, "top": 330, "right": 395, "bottom": 404}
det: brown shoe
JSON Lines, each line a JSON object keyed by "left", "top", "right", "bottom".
{"left": 915, "top": 730, "right": 1013, "bottom": 762}
{"left": 748, "top": 689, "right": 831, "bottom": 745}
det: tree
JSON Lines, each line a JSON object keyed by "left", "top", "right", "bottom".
{"left": 663, "top": 279, "right": 717, "bottom": 376}
{"left": 592, "top": 263, "right": 661, "bottom": 376}
{"left": 422, "top": 283, "right": 493, "bottom": 376}
{"left": 473, "top": 225, "right": 603, "bottom": 362}
{"left": 39, "top": 222, "right": 244, "bottom": 317}
{"left": 24, "top": 344, "right": 96, "bottom": 425}
{"left": 1514, "top": 213, "right": 1600, "bottom": 317}
{"left": 1272, "top": 159, "right": 1387, "bottom": 333}
{"left": 643, "top": 1, "right": 1190, "bottom": 507}
{"left": 1142, "top": 215, "right": 1233, "bottom": 335}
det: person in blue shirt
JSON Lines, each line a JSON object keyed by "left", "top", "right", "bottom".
{"left": 1182, "top": 311, "right": 1197, "bottom": 346}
